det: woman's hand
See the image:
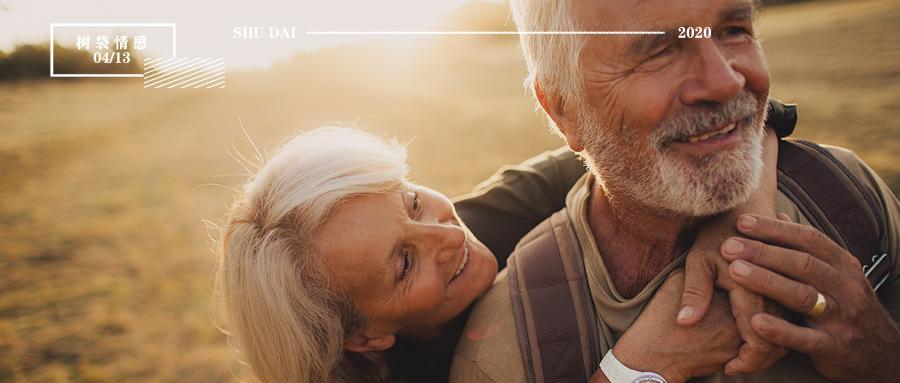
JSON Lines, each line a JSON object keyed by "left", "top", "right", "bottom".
{"left": 677, "top": 128, "right": 787, "bottom": 375}
{"left": 678, "top": 216, "right": 787, "bottom": 375}
{"left": 606, "top": 271, "right": 742, "bottom": 383}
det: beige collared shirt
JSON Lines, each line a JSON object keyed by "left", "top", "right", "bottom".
{"left": 450, "top": 145, "right": 900, "bottom": 382}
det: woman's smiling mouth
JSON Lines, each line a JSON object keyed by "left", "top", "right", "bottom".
{"left": 450, "top": 241, "right": 470, "bottom": 283}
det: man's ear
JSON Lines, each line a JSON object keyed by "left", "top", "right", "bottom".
{"left": 534, "top": 81, "right": 584, "bottom": 152}
{"left": 344, "top": 332, "right": 396, "bottom": 353}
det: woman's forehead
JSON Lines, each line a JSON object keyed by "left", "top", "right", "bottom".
{"left": 316, "top": 191, "right": 406, "bottom": 295}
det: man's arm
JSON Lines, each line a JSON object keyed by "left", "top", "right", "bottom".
{"left": 449, "top": 355, "right": 499, "bottom": 383}
{"left": 449, "top": 270, "right": 529, "bottom": 383}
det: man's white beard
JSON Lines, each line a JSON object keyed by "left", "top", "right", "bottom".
{"left": 579, "top": 92, "right": 767, "bottom": 217}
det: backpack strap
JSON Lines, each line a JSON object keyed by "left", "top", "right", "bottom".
{"left": 777, "top": 138, "right": 891, "bottom": 291}
{"left": 505, "top": 138, "right": 893, "bottom": 383}
{"left": 508, "top": 210, "right": 601, "bottom": 383}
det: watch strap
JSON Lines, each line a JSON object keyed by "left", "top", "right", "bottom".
{"left": 598, "top": 350, "right": 667, "bottom": 383}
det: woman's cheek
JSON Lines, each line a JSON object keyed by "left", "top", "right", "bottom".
{"left": 406, "top": 277, "right": 447, "bottom": 316}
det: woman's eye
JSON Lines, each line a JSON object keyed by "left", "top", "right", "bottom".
{"left": 399, "top": 249, "right": 412, "bottom": 280}
{"left": 406, "top": 190, "right": 421, "bottom": 218}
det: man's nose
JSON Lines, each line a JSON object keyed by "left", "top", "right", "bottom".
{"left": 680, "top": 40, "right": 746, "bottom": 106}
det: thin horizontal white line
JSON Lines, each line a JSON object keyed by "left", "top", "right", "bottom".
{"left": 306, "top": 31, "right": 665, "bottom": 36}
{"left": 51, "top": 73, "right": 144, "bottom": 78}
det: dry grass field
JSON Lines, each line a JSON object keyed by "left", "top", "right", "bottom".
{"left": 1, "top": 0, "right": 898, "bottom": 382}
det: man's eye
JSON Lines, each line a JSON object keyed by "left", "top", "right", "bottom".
{"left": 650, "top": 45, "right": 674, "bottom": 59}
{"left": 722, "top": 26, "right": 753, "bottom": 39}
{"left": 399, "top": 249, "right": 412, "bottom": 280}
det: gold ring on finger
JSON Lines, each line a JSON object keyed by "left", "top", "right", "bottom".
{"left": 807, "top": 292, "right": 827, "bottom": 318}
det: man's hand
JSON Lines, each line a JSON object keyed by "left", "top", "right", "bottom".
{"left": 723, "top": 213, "right": 900, "bottom": 383}
{"left": 677, "top": 127, "right": 786, "bottom": 375}
{"left": 610, "top": 271, "right": 741, "bottom": 383}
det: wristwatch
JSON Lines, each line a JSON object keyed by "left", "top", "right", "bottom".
{"left": 599, "top": 350, "right": 668, "bottom": 383}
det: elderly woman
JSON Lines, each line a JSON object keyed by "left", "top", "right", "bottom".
{"left": 216, "top": 111, "right": 788, "bottom": 382}
{"left": 218, "top": 127, "right": 500, "bottom": 382}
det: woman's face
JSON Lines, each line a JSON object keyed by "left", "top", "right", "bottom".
{"left": 316, "top": 183, "right": 498, "bottom": 346}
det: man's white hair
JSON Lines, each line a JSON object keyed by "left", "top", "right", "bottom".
{"left": 509, "top": 0, "right": 586, "bottom": 127}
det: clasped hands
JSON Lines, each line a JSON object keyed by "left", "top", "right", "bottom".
{"left": 608, "top": 130, "right": 899, "bottom": 383}
{"left": 617, "top": 211, "right": 900, "bottom": 383}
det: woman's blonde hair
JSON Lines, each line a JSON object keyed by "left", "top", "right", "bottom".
{"left": 216, "top": 127, "right": 409, "bottom": 382}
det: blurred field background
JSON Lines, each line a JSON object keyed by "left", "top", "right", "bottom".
{"left": 1, "top": 0, "right": 898, "bottom": 381}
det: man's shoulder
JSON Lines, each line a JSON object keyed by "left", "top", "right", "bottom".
{"left": 807, "top": 144, "right": 896, "bottom": 233}
{"left": 792, "top": 142, "right": 879, "bottom": 192}
{"left": 819, "top": 144, "right": 892, "bottom": 198}
{"left": 819, "top": 144, "right": 867, "bottom": 174}
{"left": 450, "top": 269, "right": 527, "bottom": 383}
{"left": 778, "top": 141, "right": 894, "bottom": 222}
{"left": 779, "top": 141, "right": 900, "bottom": 279}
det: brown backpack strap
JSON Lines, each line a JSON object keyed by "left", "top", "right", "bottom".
{"left": 504, "top": 137, "right": 892, "bottom": 383}
{"left": 508, "top": 210, "right": 601, "bottom": 383}
{"left": 777, "top": 138, "right": 891, "bottom": 291}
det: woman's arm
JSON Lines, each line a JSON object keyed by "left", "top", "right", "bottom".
{"left": 454, "top": 146, "right": 585, "bottom": 266}
{"left": 678, "top": 127, "right": 785, "bottom": 375}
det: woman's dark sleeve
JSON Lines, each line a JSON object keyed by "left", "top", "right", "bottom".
{"left": 453, "top": 147, "right": 586, "bottom": 268}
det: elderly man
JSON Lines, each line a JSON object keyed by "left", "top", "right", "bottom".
{"left": 450, "top": 0, "right": 900, "bottom": 382}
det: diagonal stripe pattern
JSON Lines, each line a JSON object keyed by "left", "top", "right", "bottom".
{"left": 143, "top": 58, "right": 226, "bottom": 89}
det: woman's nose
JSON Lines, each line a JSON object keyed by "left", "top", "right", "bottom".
{"left": 417, "top": 223, "right": 466, "bottom": 265}
{"left": 429, "top": 199, "right": 456, "bottom": 227}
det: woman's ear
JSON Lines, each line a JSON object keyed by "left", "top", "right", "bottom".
{"left": 344, "top": 332, "right": 396, "bottom": 353}
{"left": 534, "top": 81, "right": 584, "bottom": 152}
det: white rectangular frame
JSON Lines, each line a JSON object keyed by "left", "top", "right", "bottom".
{"left": 50, "top": 23, "right": 177, "bottom": 78}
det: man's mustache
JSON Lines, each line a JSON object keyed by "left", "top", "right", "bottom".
{"left": 653, "top": 92, "right": 760, "bottom": 149}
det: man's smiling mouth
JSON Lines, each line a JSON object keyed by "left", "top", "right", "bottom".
{"left": 663, "top": 115, "right": 756, "bottom": 154}
{"left": 680, "top": 122, "right": 737, "bottom": 143}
